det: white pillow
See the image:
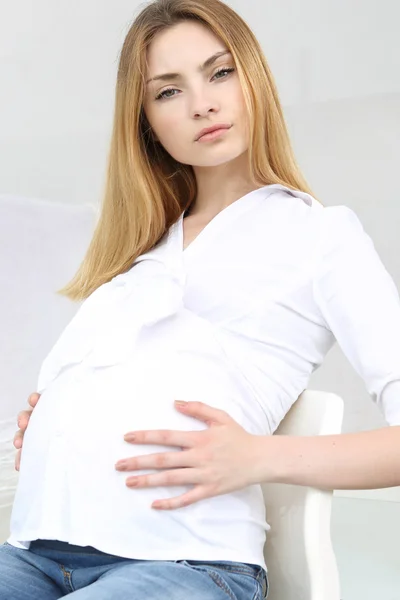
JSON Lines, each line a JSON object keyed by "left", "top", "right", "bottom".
{"left": 0, "top": 194, "right": 95, "bottom": 535}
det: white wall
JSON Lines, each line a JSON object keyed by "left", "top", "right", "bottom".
{"left": 1, "top": 0, "right": 399, "bottom": 495}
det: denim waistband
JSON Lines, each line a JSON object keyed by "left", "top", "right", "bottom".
{"left": 30, "top": 540, "right": 267, "bottom": 596}
{"left": 31, "top": 539, "right": 114, "bottom": 556}
{"left": 31, "top": 540, "right": 266, "bottom": 581}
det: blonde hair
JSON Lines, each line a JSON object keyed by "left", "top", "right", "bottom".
{"left": 60, "top": 0, "right": 315, "bottom": 301}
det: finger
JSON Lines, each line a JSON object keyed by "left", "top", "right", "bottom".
{"left": 15, "top": 449, "right": 21, "bottom": 472}
{"left": 17, "top": 410, "right": 32, "bottom": 431}
{"left": 152, "top": 486, "right": 211, "bottom": 510}
{"left": 28, "top": 393, "right": 40, "bottom": 409}
{"left": 174, "top": 400, "right": 232, "bottom": 426}
{"left": 115, "top": 450, "right": 195, "bottom": 472}
{"left": 126, "top": 468, "right": 202, "bottom": 489}
{"left": 13, "top": 430, "right": 24, "bottom": 449}
{"left": 124, "top": 429, "right": 198, "bottom": 448}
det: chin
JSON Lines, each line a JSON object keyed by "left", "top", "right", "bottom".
{"left": 196, "top": 154, "right": 247, "bottom": 168}
{"left": 186, "top": 146, "right": 248, "bottom": 168}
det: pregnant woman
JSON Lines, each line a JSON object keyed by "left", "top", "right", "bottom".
{"left": 2, "top": 0, "right": 400, "bottom": 598}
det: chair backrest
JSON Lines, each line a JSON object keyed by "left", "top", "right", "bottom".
{"left": 262, "top": 389, "right": 344, "bottom": 600}
{"left": 0, "top": 194, "right": 95, "bottom": 543}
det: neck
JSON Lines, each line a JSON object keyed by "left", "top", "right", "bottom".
{"left": 190, "top": 152, "right": 263, "bottom": 218}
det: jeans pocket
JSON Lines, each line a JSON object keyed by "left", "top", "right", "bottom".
{"left": 180, "top": 560, "right": 267, "bottom": 600}
{"left": 263, "top": 572, "right": 269, "bottom": 599}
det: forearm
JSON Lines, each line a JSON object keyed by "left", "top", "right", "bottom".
{"left": 257, "top": 425, "right": 400, "bottom": 490}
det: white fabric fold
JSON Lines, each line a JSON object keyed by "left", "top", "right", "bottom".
{"left": 38, "top": 256, "right": 185, "bottom": 392}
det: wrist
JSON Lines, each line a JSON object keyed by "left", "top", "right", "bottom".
{"left": 249, "top": 434, "right": 288, "bottom": 485}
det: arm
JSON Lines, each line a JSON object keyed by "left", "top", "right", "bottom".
{"left": 255, "top": 423, "right": 400, "bottom": 490}
{"left": 119, "top": 400, "right": 400, "bottom": 509}
{"left": 129, "top": 399, "right": 400, "bottom": 491}
{"left": 269, "top": 207, "right": 400, "bottom": 491}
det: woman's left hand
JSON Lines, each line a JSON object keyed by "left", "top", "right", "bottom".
{"left": 115, "top": 400, "right": 264, "bottom": 510}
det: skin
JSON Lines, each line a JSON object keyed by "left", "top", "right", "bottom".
{"left": 143, "top": 21, "right": 262, "bottom": 235}
{"left": 14, "top": 22, "right": 400, "bottom": 510}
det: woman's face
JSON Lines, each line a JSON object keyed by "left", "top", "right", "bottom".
{"left": 143, "top": 21, "right": 249, "bottom": 168}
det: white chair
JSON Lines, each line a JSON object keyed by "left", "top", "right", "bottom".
{"left": 0, "top": 195, "right": 343, "bottom": 599}
{"left": 263, "top": 389, "right": 344, "bottom": 600}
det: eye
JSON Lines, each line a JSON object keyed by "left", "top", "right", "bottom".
{"left": 155, "top": 87, "right": 179, "bottom": 101}
{"left": 212, "top": 67, "right": 235, "bottom": 80}
{"left": 154, "top": 67, "right": 235, "bottom": 101}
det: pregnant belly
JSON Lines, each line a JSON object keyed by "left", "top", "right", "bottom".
{"left": 21, "top": 348, "right": 247, "bottom": 488}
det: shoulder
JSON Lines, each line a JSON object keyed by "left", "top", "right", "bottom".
{"left": 269, "top": 187, "right": 370, "bottom": 249}
{"left": 257, "top": 186, "right": 363, "bottom": 243}
{"left": 261, "top": 184, "right": 317, "bottom": 216}
{"left": 266, "top": 188, "right": 378, "bottom": 268}
{"left": 311, "top": 204, "right": 392, "bottom": 292}
{"left": 264, "top": 186, "right": 363, "bottom": 229}
{"left": 318, "top": 204, "right": 365, "bottom": 236}
{"left": 247, "top": 186, "right": 376, "bottom": 265}
{"left": 315, "top": 205, "right": 374, "bottom": 263}
{"left": 252, "top": 185, "right": 319, "bottom": 240}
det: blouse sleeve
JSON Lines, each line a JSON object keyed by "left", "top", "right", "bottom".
{"left": 312, "top": 205, "right": 400, "bottom": 426}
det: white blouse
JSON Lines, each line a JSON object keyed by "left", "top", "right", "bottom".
{"left": 8, "top": 184, "right": 400, "bottom": 570}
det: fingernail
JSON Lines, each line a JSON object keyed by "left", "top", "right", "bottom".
{"left": 115, "top": 460, "right": 128, "bottom": 471}
{"left": 124, "top": 433, "right": 135, "bottom": 442}
{"left": 126, "top": 478, "right": 138, "bottom": 487}
{"left": 175, "top": 400, "right": 188, "bottom": 407}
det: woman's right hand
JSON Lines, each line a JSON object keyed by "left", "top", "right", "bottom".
{"left": 14, "top": 392, "right": 41, "bottom": 471}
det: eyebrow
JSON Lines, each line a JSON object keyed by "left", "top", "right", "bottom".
{"left": 146, "top": 50, "right": 231, "bottom": 84}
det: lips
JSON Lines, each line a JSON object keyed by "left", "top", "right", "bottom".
{"left": 195, "top": 124, "right": 231, "bottom": 141}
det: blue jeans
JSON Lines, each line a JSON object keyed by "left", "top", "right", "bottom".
{"left": 0, "top": 539, "right": 268, "bottom": 599}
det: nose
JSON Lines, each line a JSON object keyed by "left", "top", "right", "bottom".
{"left": 193, "top": 104, "right": 218, "bottom": 118}
{"left": 190, "top": 89, "right": 220, "bottom": 119}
